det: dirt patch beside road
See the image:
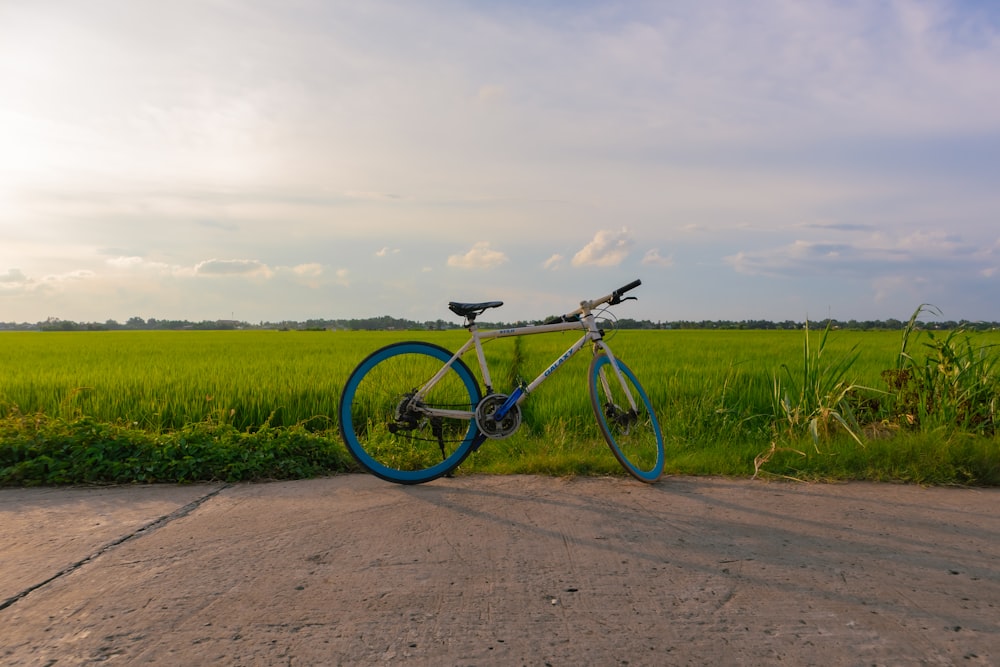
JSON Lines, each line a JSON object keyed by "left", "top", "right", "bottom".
{"left": 2, "top": 475, "right": 997, "bottom": 665}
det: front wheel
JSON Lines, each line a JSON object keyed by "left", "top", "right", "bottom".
{"left": 339, "top": 341, "right": 482, "bottom": 484}
{"left": 588, "top": 354, "right": 665, "bottom": 483}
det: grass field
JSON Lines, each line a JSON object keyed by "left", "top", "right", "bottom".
{"left": 2, "top": 327, "right": 999, "bottom": 485}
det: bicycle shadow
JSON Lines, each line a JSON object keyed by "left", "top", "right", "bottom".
{"left": 390, "top": 475, "right": 1000, "bottom": 627}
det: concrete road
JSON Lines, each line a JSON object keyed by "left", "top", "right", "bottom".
{"left": 1, "top": 475, "right": 998, "bottom": 665}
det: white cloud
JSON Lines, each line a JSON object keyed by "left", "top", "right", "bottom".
{"left": 895, "top": 230, "right": 966, "bottom": 253}
{"left": 106, "top": 256, "right": 176, "bottom": 274}
{"left": 375, "top": 247, "right": 400, "bottom": 257}
{"left": 725, "top": 240, "right": 869, "bottom": 277}
{"left": 194, "top": 259, "right": 274, "bottom": 278}
{"left": 292, "top": 263, "right": 323, "bottom": 277}
{"left": 0, "top": 267, "right": 95, "bottom": 299}
{"left": 0, "top": 268, "right": 34, "bottom": 294}
{"left": 641, "top": 248, "right": 673, "bottom": 267}
{"left": 0, "top": 268, "right": 30, "bottom": 285}
{"left": 60, "top": 270, "right": 94, "bottom": 280}
{"left": 572, "top": 228, "right": 633, "bottom": 267}
{"left": 542, "top": 253, "right": 564, "bottom": 270}
{"left": 447, "top": 242, "right": 509, "bottom": 270}
{"left": 105, "top": 256, "right": 144, "bottom": 268}
{"left": 40, "top": 270, "right": 95, "bottom": 286}
{"left": 724, "top": 229, "right": 992, "bottom": 283}
{"left": 290, "top": 262, "right": 324, "bottom": 288}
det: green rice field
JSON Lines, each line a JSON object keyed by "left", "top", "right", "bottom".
{"left": 2, "top": 328, "right": 999, "bottom": 485}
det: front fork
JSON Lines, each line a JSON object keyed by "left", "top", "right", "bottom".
{"left": 592, "top": 340, "right": 640, "bottom": 424}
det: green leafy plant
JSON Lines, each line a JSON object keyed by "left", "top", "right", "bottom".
{"left": 772, "top": 320, "right": 869, "bottom": 448}
{"left": 883, "top": 305, "right": 999, "bottom": 434}
{"left": 0, "top": 407, "right": 355, "bottom": 486}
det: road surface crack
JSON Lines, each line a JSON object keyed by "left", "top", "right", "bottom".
{"left": 0, "top": 484, "right": 229, "bottom": 612}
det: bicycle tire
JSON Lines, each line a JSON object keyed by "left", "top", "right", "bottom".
{"left": 339, "top": 341, "right": 482, "bottom": 484}
{"left": 588, "top": 353, "right": 665, "bottom": 483}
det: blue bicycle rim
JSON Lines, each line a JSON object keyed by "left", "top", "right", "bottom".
{"left": 340, "top": 341, "right": 481, "bottom": 484}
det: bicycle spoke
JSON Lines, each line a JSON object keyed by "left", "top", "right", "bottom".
{"left": 589, "top": 354, "right": 664, "bottom": 482}
{"left": 339, "top": 342, "right": 481, "bottom": 484}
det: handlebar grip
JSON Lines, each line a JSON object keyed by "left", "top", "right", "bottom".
{"left": 610, "top": 279, "right": 642, "bottom": 304}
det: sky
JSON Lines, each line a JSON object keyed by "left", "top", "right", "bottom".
{"left": 2, "top": 0, "right": 999, "bottom": 325}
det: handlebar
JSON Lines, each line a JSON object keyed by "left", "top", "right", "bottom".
{"left": 587, "top": 278, "right": 642, "bottom": 310}
{"left": 548, "top": 279, "right": 642, "bottom": 323}
{"left": 610, "top": 279, "right": 642, "bottom": 304}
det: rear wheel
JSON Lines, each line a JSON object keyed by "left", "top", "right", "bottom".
{"left": 588, "top": 354, "right": 665, "bottom": 483}
{"left": 339, "top": 342, "right": 482, "bottom": 484}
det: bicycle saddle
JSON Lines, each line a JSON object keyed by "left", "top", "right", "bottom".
{"left": 448, "top": 301, "right": 504, "bottom": 318}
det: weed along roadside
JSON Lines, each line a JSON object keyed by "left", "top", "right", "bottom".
{"left": 2, "top": 313, "right": 1000, "bottom": 486}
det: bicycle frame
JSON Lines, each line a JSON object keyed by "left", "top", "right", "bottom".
{"left": 411, "top": 306, "right": 637, "bottom": 425}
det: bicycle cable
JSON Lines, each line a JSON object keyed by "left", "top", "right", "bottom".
{"left": 594, "top": 305, "right": 619, "bottom": 342}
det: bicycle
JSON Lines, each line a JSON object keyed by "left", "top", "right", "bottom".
{"left": 338, "top": 279, "right": 664, "bottom": 484}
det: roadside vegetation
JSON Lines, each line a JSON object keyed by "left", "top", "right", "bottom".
{"left": 2, "top": 310, "right": 998, "bottom": 486}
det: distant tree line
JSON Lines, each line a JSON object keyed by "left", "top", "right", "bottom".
{"left": 2, "top": 315, "right": 998, "bottom": 332}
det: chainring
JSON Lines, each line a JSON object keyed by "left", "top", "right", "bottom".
{"left": 475, "top": 393, "right": 522, "bottom": 439}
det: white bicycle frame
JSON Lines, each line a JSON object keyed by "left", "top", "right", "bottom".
{"left": 412, "top": 291, "right": 639, "bottom": 423}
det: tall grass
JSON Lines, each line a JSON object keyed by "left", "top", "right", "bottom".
{"left": 755, "top": 312, "right": 1000, "bottom": 483}
{"left": 771, "top": 320, "right": 869, "bottom": 448}
{"left": 884, "top": 305, "right": 1000, "bottom": 434}
{"left": 0, "top": 330, "right": 450, "bottom": 431}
